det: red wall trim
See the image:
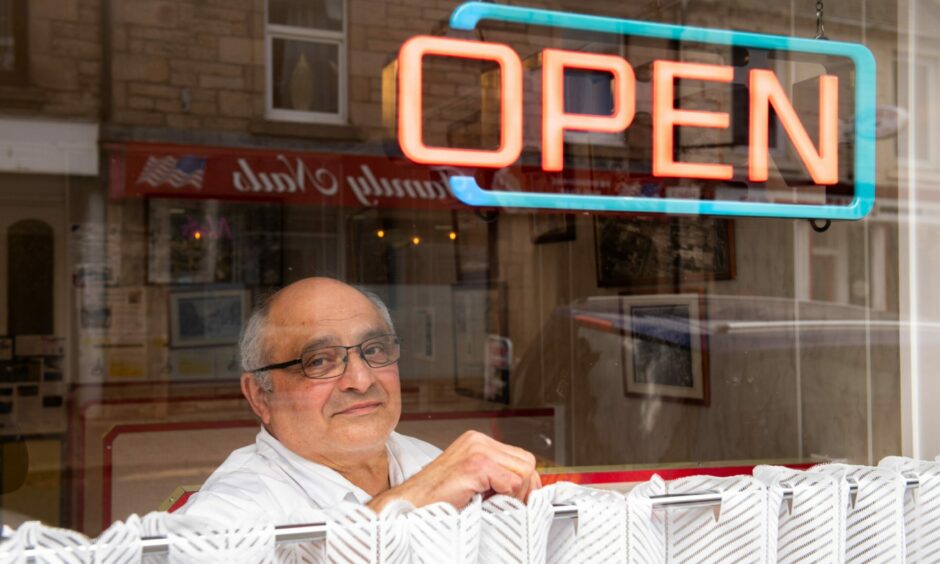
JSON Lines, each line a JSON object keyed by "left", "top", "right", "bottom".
{"left": 540, "top": 463, "right": 815, "bottom": 487}
{"left": 101, "top": 419, "right": 258, "bottom": 529}
{"left": 76, "top": 394, "right": 244, "bottom": 532}
{"left": 99, "top": 407, "right": 557, "bottom": 527}
{"left": 98, "top": 408, "right": 808, "bottom": 531}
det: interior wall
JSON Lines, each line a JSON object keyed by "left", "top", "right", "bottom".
{"left": 506, "top": 208, "right": 901, "bottom": 466}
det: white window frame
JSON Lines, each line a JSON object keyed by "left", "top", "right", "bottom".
{"left": 264, "top": 0, "right": 348, "bottom": 125}
{"left": 893, "top": 49, "right": 940, "bottom": 184}
{"left": 905, "top": 54, "right": 937, "bottom": 168}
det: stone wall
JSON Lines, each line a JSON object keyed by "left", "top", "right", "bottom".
{"left": 106, "top": 0, "right": 471, "bottom": 141}
{"left": 109, "top": 0, "right": 262, "bottom": 132}
{"left": 0, "top": 0, "right": 101, "bottom": 118}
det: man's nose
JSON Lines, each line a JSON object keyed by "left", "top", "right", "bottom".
{"left": 336, "top": 348, "right": 375, "bottom": 392}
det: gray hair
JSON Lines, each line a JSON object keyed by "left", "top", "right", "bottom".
{"left": 240, "top": 285, "right": 395, "bottom": 392}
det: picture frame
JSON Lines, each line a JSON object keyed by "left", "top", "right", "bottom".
{"left": 531, "top": 213, "right": 576, "bottom": 244}
{"left": 619, "top": 293, "right": 709, "bottom": 405}
{"left": 594, "top": 215, "right": 735, "bottom": 288}
{"left": 168, "top": 288, "right": 250, "bottom": 348}
{"left": 452, "top": 283, "right": 510, "bottom": 404}
{"left": 147, "top": 198, "right": 283, "bottom": 286}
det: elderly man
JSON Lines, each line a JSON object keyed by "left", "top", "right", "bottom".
{"left": 178, "top": 277, "right": 540, "bottom": 525}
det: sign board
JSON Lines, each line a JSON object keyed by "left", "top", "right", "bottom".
{"left": 109, "top": 142, "right": 461, "bottom": 210}
{"left": 395, "top": 2, "right": 877, "bottom": 220}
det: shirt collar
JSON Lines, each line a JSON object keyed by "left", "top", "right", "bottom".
{"left": 256, "top": 426, "right": 405, "bottom": 508}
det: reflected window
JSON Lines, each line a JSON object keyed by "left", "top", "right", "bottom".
{"left": 0, "top": 0, "right": 26, "bottom": 83}
{"left": 7, "top": 220, "right": 54, "bottom": 335}
{"left": 912, "top": 57, "right": 935, "bottom": 163}
{"left": 266, "top": 0, "right": 346, "bottom": 123}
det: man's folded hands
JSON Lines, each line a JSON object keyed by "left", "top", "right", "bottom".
{"left": 368, "top": 430, "right": 541, "bottom": 512}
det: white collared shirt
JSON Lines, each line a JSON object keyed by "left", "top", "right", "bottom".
{"left": 176, "top": 426, "right": 442, "bottom": 526}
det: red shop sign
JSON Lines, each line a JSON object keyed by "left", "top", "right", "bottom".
{"left": 107, "top": 142, "right": 462, "bottom": 210}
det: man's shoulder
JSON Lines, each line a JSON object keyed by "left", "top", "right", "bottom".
{"left": 175, "top": 438, "right": 303, "bottom": 524}
{"left": 200, "top": 442, "right": 278, "bottom": 486}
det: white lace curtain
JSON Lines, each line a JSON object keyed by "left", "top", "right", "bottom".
{"left": 3, "top": 456, "right": 939, "bottom": 563}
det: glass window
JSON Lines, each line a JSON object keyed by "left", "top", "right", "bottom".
{"left": 1, "top": 0, "right": 939, "bottom": 548}
{"left": 271, "top": 39, "right": 339, "bottom": 114}
{"left": 0, "top": 0, "right": 25, "bottom": 82}
{"left": 266, "top": 0, "right": 345, "bottom": 123}
{"left": 913, "top": 58, "right": 935, "bottom": 163}
{"left": 0, "top": 0, "right": 13, "bottom": 73}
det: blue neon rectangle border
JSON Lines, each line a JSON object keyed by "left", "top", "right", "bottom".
{"left": 446, "top": 2, "right": 876, "bottom": 220}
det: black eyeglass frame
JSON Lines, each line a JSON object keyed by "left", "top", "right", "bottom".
{"left": 248, "top": 334, "right": 401, "bottom": 380}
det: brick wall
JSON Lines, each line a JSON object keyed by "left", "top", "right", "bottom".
{"left": 0, "top": 0, "right": 782, "bottom": 143}
{"left": 106, "top": 0, "right": 513, "bottom": 142}
{"left": 1, "top": 0, "right": 891, "bottom": 153}
{"left": 106, "top": 0, "right": 442, "bottom": 140}
{"left": 110, "top": 0, "right": 263, "bottom": 132}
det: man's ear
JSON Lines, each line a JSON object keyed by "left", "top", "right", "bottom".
{"left": 241, "top": 372, "right": 272, "bottom": 425}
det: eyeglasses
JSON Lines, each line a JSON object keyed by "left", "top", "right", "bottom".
{"left": 249, "top": 334, "right": 401, "bottom": 380}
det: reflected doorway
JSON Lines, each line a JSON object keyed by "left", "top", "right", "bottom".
{"left": 0, "top": 181, "right": 67, "bottom": 527}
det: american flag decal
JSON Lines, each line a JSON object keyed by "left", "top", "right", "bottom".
{"left": 136, "top": 155, "right": 206, "bottom": 189}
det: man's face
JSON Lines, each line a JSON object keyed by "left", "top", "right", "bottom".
{"left": 256, "top": 279, "right": 402, "bottom": 462}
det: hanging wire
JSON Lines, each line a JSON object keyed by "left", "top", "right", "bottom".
{"left": 815, "top": 0, "right": 827, "bottom": 39}
{"left": 807, "top": 0, "right": 829, "bottom": 232}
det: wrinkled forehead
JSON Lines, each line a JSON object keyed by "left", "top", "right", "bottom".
{"left": 264, "top": 285, "right": 389, "bottom": 355}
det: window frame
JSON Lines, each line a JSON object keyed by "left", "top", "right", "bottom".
{"left": 0, "top": 0, "right": 28, "bottom": 85}
{"left": 908, "top": 55, "right": 937, "bottom": 167}
{"left": 893, "top": 50, "right": 940, "bottom": 180}
{"left": 264, "top": 0, "right": 348, "bottom": 125}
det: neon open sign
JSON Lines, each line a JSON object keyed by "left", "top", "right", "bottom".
{"left": 396, "top": 3, "right": 876, "bottom": 220}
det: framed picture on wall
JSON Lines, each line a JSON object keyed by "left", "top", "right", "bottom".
{"left": 168, "top": 288, "right": 250, "bottom": 348}
{"left": 619, "top": 293, "right": 709, "bottom": 405}
{"left": 594, "top": 216, "right": 734, "bottom": 288}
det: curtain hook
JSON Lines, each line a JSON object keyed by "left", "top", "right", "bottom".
{"left": 815, "top": 0, "right": 828, "bottom": 39}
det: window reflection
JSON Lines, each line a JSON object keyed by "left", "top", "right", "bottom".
{"left": 0, "top": 0, "right": 917, "bottom": 538}
{"left": 266, "top": 0, "right": 345, "bottom": 122}
{"left": 0, "top": 0, "right": 14, "bottom": 73}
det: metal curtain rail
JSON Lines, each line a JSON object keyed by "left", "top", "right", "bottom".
{"left": 16, "top": 476, "right": 922, "bottom": 559}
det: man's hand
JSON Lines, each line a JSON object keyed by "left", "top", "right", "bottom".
{"left": 368, "top": 431, "right": 541, "bottom": 512}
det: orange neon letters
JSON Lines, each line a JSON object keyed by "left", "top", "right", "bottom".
{"left": 749, "top": 70, "right": 838, "bottom": 185}
{"left": 397, "top": 37, "right": 840, "bottom": 186}
{"left": 652, "top": 61, "right": 734, "bottom": 180}
{"left": 397, "top": 35, "right": 523, "bottom": 168}
{"left": 541, "top": 49, "right": 636, "bottom": 172}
